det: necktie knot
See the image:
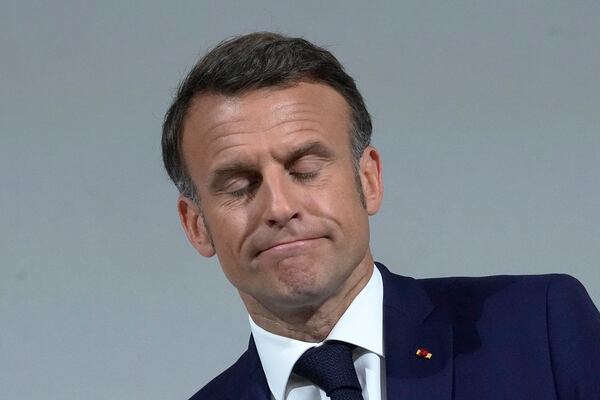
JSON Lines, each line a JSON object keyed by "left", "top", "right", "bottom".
{"left": 292, "top": 340, "right": 364, "bottom": 399}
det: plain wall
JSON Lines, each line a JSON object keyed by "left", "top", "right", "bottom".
{"left": 1, "top": 1, "right": 598, "bottom": 399}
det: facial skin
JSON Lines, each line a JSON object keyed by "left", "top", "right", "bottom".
{"left": 178, "top": 82, "right": 383, "bottom": 341}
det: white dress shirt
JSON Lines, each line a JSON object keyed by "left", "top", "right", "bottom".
{"left": 249, "top": 267, "right": 386, "bottom": 400}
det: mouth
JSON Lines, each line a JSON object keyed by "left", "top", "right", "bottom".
{"left": 255, "top": 237, "right": 325, "bottom": 258}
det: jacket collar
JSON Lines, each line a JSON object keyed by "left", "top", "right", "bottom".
{"left": 237, "top": 262, "right": 453, "bottom": 400}
{"left": 226, "top": 336, "right": 271, "bottom": 400}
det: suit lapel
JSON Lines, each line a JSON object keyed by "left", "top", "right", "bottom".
{"left": 378, "top": 263, "right": 454, "bottom": 400}
{"left": 228, "top": 337, "right": 272, "bottom": 400}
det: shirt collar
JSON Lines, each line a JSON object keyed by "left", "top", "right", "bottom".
{"left": 249, "top": 266, "right": 384, "bottom": 400}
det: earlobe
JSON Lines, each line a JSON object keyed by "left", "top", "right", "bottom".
{"left": 359, "top": 146, "right": 384, "bottom": 215}
{"left": 177, "top": 196, "right": 216, "bottom": 257}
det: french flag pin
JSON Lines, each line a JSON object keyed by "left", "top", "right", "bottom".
{"left": 416, "top": 348, "right": 432, "bottom": 359}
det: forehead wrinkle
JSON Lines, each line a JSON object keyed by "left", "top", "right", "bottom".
{"left": 201, "top": 106, "right": 309, "bottom": 144}
{"left": 201, "top": 114, "right": 263, "bottom": 155}
{"left": 203, "top": 116, "right": 250, "bottom": 139}
{"left": 270, "top": 102, "right": 352, "bottom": 141}
{"left": 260, "top": 116, "right": 325, "bottom": 139}
{"left": 208, "top": 111, "right": 328, "bottom": 151}
{"left": 208, "top": 132, "right": 260, "bottom": 163}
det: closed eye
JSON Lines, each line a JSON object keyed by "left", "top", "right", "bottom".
{"left": 225, "top": 177, "right": 260, "bottom": 198}
{"left": 289, "top": 156, "right": 328, "bottom": 181}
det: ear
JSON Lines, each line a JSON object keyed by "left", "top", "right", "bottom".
{"left": 177, "top": 195, "right": 216, "bottom": 257}
{"left": 359, "top": 145, "right": 384, "bottom": 215}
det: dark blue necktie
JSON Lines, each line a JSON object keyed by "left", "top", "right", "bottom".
{"left": 292, "top": 340, "right": 364, "bottom": 400}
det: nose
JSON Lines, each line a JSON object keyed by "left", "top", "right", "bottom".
{"left": 259, "top": 168, "right": 301, "bottom": 228}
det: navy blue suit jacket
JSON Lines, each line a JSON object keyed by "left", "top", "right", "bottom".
{"left": 190, "top": 263, "right": 600, "bottom": 399}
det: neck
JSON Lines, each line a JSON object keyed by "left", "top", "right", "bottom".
{"left": 242, "top": 256, "right": 374, "bottom": 342}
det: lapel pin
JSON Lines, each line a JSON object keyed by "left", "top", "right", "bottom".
{"left": 416, "top": 348, "right": 432, "bottom": 359}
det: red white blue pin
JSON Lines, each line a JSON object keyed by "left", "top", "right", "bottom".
{"left": 416, "top": 348, "right": 433, "bottom": 359}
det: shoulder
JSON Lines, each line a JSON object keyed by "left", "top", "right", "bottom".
{"left": 417, "top": 272, "right": 571, "bottom": 292}
{"left": 416, "top": 273, "right": 581, "bottom": 309}
{"left": 414, "top": 273, "right": 598, "bottom": 337}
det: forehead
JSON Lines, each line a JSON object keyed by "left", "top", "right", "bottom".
{"left": 181, "top": 82, "right": 353, "bottom": 173}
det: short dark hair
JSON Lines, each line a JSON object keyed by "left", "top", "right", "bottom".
{"left": 162, "top": 32, "right": 372, "bottom": 202}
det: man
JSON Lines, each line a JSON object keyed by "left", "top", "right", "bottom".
{"left": 162, "top": 32, "right": 600, "bottom": 400}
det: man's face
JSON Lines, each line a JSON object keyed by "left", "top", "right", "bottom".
{"left": 178, "top": 82, "right": 383, "bottom": 314}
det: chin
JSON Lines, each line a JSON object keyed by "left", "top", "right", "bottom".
{"left": 275, "top": 270, "right": 335, "bottom": 306}
{"left": 273, "top": 289, "right": 331, "bottom": 311}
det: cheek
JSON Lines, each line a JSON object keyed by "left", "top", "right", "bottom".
{"left": 321, "top": 173, "right": 365, "bottom": 211}
{"left": 210, "top": 212, "right": 250, "bottom": 257}
{"left": 308, "top": 186, "right": 367, "bottom": 233}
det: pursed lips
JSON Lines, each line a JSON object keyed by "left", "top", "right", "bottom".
{"left": 254, "top": 237, "right": 323, "bottom": 257}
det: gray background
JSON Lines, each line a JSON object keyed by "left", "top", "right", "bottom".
{"left": 1, "top": 1, "right": 598, "bottom": 399}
